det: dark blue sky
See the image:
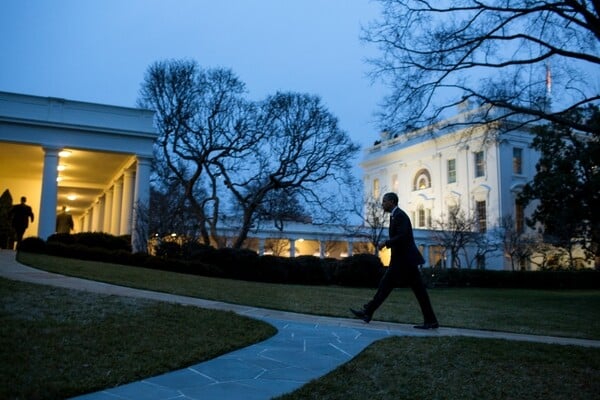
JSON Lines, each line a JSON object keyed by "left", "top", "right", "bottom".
{"left": 0, "top": 0, "right": 386, "bottom": 150}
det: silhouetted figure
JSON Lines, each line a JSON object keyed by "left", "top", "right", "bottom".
{"left": 56, "top": 205, "right": 74, "bottom": 234}
{"left": 350, "top": 192, "right": 439, "bottom": 329}
{"left": 8, "top": 196, "right": 34, "bottom": 250}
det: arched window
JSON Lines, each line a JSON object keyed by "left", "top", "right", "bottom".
{"left": 413, "top": 169, "right": 431, "bottom": 191}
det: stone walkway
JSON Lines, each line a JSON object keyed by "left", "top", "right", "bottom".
{"left": 1, "top": 251, "right": 598, "bottom": 399}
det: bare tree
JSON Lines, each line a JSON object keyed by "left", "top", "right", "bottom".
{"left": 349, "top": 191, "right": 387, "bottom": 256}
{"left": 139, "top": 61, "right": 359, "bottom": 249}
{"left": 254, "top": 188, "right": 311, "bottom": 231}
{"left": 219, "top": 92, "right": 360, "bottom": 248}
{"left": 138, "top": 60, "right": 262, "bottom": 247}
{"left": 432, "top": 206, "right": 477, "bottom": 268}
{"left": 364, "top": 1, "right": 600, "bottom": 135}
{"left": 495, "top": 215, "right": 537, "bottom": 271}
{"left": 468, "top": 227, "right": 501, "bottom": 270}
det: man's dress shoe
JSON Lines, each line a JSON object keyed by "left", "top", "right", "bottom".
{"left": 350, "top": 308, "right": 372, "bottom": 323}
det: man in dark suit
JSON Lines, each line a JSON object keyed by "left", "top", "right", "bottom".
{"left": 351, "top": 192, "right": 439, "bottom": 329}
{"left": 8, "top": 196, "right": 34, "bottom": 250}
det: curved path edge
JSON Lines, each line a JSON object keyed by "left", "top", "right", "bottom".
{"left": 1, "top": 251, "right": 598, "bottom": 400}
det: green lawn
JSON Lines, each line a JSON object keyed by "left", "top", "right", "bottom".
{"left": 3, "top": 253, "right": 599, "bottom": 400}
{"left": 18, "top": 253, "right": 600, "bottom": 339}
{"left": 277, "top": 336, "right": 600, "bottom": 400}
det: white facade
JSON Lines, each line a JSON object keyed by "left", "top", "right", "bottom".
{"left": 361, "top": 110, "right": 540, "bottom": 270}
{"left": 0, "top": 91, "right": 157, "bottom": 252}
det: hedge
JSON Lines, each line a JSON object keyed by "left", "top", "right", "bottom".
{"left": 17, "top": 235, "right": 600, "bottom": 289}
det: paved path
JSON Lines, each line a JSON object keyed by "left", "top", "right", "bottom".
{"left": 1, "top": 251, "right": 598, "bottom": 399}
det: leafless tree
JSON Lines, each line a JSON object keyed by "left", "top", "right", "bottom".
{"left": 138, "top": 60, "right": 257, "bottom": 247}
{"left": 254, "top": 188, "right": 311, "bottom": 231}
{"left": 349, "top": 192, "right": 387, "bottom": 256}
{"left": 139, "top": 61, "right": 359, "bottom": 249}
{"left": 432, "top": 206, "right": 477, "bottom": 268}
{"left": 265, "top": 237, "right": 289, "bottom": 256}
{"left": 364, "top": 1, "right": 600, "bottom": 135}
{"left": 219, "top": 92, "right": 360, "bottom": 248}
{"left": 495, "top": 215, "right": 540, "bottom": 271}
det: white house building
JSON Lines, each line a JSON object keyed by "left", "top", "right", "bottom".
{"left": 0, "top": 91, "right": 157, "bottom": 252}
{"left": 361, "top": 107, "right": 541, "bottom": 270}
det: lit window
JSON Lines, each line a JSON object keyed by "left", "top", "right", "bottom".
{"left": 413, "top": 169, "right": 431, "bottom": 191}
{"left": 447, "top": 159, "right": 456, "bottom": 183}
{"left": 418, "top": 207, "right": 426, "bottom": 227}
{"left": 515, "top": 202, "right": 524, "bottom": 234}
{"left": 476, "top": 201, "right": 487, "bottom": 232}
{"left": 373, "top": 179, "right": 380, "bottom": 199}
{"left": 474, "top": 151, "right": 485, "bottom": 178}
{"left": 513, "top": 148, "right": 523, "bottom": 175}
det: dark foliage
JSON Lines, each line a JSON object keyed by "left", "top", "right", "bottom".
{"left": 334, "top": 254, "right": 384, "bottom": 288}
{"left": 47, "top": 232, "right": 131, "bottom": 252}
{"left": 22, "top": 234, "right": 600, "bottom": 289}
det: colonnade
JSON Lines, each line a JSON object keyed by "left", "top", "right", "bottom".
{"left": 37, "top": 147, "right": 152, "bottom": 252}
{"left": 79, "top": 169, "right": 136, "bottom": 235}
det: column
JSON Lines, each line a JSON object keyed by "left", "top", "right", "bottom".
{"left": 91, "top": 200, "right": 101, "bottom": 232}
{"left": 347, "top": 240, "right": 354, "bottom": 257}
{"left": 120, "top": 170, "right": 135, "bottom": 235}
{"left": 39, "top": 148, "right": 59, "bottom": 239}
{"left": 111, "top": 178, "right": 123, "bottom": 235}
{"left": 289, "top": 239, "right": 296, "bottom": 258}
{"left": 422, "top": 244, "right": 430, "bottom": 266}
{"left": 103, "top": 188, "right": 113, "bottom": 234}
{"left": 84, "top": 210, "right": 92, "bottom": 232}
{"left": 132, "top": 157, "right": 152, "bottom": 253}
{"left": 258, "top": 238, "right": 265, "bottom": 256}
{"left": 319, "top": 241, "right": 326, "bottom": 259}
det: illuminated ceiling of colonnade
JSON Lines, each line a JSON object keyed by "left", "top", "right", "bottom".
{"left": 0, "top": 142, "right": 134, "bottom": 218}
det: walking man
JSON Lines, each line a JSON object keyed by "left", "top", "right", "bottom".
{"left": 56, "top": 206, "right": 74, "bottom": 234}
{"left": 9, "top": 196, "right": 34, "bottom": 250}
{"left": 351, "top": 192, "right": 439, "bottom": 329}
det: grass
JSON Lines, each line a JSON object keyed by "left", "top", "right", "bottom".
{"left": 4, "top": 253, "right": 600, "bottom": 399}
{"left": 276, "top": 336, "right": 600, "bottom": 400}
{"left": 18, "top": 253, "right": 600, "bottom": 339}
{"left": 0, "top": 277, "right": 276, "bottom": 400}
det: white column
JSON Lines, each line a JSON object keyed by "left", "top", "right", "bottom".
{"left": 91, "top": 200, "right": 101, "bottom": 232}
{"left": 120, "top": 170, "right": 135, "bottom": 235}
{"left": 111, "top": 178, "right": 123, "bottom": 235}
{"left": 421, "top": 244, "right": 430, "bottom": 266}
{"left": 132, "top": 157, "right": 152, "bottom": 253}
{"left": 347, "top": 240, "right": 354, "bottom": 257}
{"left": 289, "top": 239, "right": 296, "bottom": 258}
{"left": 103, "top": 188, "right": 113, "bottom": 234}
{"left": 84, "top": 210, "right": 92, "bottom": 232}
{"left": 258, "top": 238, "right": 265, "bottom": 256}
{"left": 319, "top": 241, "right": 326, "bottom": 259}
{"left": 39, "top": 148, "right": 59, "bottom": 239}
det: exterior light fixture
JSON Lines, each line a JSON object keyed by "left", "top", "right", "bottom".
{"left": 67, "top": 194, "right": 77, "bottom": 201}
{"left": 59, "top": 150, "right": 72, "bottom": 157}
{"left": 57, "top": 165, "right": 67, "bottom": 171}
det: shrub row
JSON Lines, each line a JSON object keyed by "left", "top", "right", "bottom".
{"left": 19, "top": 236, "right": 384, "bottom": 288}
{"left": 19, "top": 235, "right": 599, "bottom": 289}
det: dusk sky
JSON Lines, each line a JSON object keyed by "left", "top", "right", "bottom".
{"left": 0, "top": 0, "right": 387, "bottom": 154}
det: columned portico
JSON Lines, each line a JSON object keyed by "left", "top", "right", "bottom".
{"left": 0, "top": 91, "right": 157, "bottom": 252}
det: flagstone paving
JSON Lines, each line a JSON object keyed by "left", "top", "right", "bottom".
{"left": 1, "top": 251, "right": 597, "bottom": 400}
